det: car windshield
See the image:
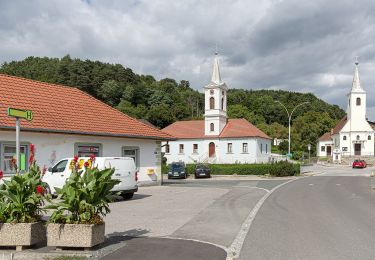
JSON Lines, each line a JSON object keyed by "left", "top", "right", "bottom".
{"left": 170, "top": 164, "right": 184, "bottom": 171}
{"left": 196, "top": 165, "right": 208, "bottom": 170}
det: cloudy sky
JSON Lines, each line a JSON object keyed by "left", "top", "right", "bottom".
{"left": 1, "top": 0, "right": 375, "bottom": 119}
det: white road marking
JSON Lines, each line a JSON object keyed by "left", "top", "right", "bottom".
{"left": 309, "top": 183, "right": 314, "bottom": 186}
{"left": 336, "top": 184, "right": 341, "bottom": 186}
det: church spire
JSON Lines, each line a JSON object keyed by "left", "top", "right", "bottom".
{"left": 211, "top": 52, "right": 222, "bottom": 85}
{"left": 352, "top": 56, "right": 363, "bottom": 91}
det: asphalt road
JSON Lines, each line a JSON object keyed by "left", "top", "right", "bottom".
{"left": 100, "top": 237, "right": 227, "bottom": 260}
{"left": 240, "top": 172, "right": 375, "bottom": 260}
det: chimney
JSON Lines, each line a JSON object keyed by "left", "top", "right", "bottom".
{"left": 330, "top": 128, "right": 333, "bottom": 135}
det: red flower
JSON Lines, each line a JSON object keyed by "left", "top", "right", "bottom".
{"left": 89, "top": 154, "right": 96, "bottom": 162}
{"left": 29, "top": 154, "right": 34, "bottom": 164}
{"left": 84, "top": 161, "right": 90, "bottom": 168}
{"left": 30, "top": 144, "right": 35, "bottom": 154}
{"left": 36, "top": 185, "right": 44, "bottom": 195}
{"left": 0, "top": 170, "right": 3, "bottom": 179}
{"left": 42, "top": 166, "right": 47, "bottom": 175}
{"left": 73, "top": 155, "right": 79, "bottom": 163}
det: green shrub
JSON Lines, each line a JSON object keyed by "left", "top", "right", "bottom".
{"left": 163, "top": 162, "right": 300, "bottom": 176}
{"left": 0, "top": 162, "right": 46, "bottom": 223}
{"left": 269, "top": 161, "right": 300, "bottom": 177}
{"left": 46, "top": 157, "right": 120, "bottom": 224}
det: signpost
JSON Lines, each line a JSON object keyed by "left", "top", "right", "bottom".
{"left": 308, "top": 144, "right": 311, "bottom": 164}
{"left": 7, "top": 108, "right": 33, "bottom": 172}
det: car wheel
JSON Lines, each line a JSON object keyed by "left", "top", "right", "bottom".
{"left": 122, "top": 192, "right": 134, "bottom": 200}
{"left": 184, "top": 174, "right": 187, "bottom": 179}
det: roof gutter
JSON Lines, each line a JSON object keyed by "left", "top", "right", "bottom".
{"left": 0, "top": 126, "right": 176, "bottom": 141}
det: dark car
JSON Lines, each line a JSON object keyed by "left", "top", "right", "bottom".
{"left": 195, "top": 164, "right": 211, "bottom": 178}
{"left": 168, "top": 162, "right": 187, "bottom": 179}
{"left": 352, "top": 159, "right": 367, "bottom": 168}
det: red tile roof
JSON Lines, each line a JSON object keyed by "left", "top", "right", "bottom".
{"left": 162, "top": 118, "right": 271, "bottom": 139}
{"left": 319, "top": 132, "right": 332, "bottom": 141}
{"left": 0, "top": 74, "right": 174, "bottom": 140}
{"left": 332, "top": 116, "right": 347, "bottom": 135}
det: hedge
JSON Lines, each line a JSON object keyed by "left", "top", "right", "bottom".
{"left": 163, "top": 161, "right": 300, "bottom": 177}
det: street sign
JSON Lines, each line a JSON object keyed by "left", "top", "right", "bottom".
{"left": 8, "top": 107, "right": 33, "bottom": 121}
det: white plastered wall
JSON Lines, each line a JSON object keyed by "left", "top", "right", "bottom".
{"left": 0, "top": 130, "right": 161, "bottom": 184}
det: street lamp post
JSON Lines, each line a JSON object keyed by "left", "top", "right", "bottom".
{"left": 275, "top": 101, "right": 310, "bottom": 157}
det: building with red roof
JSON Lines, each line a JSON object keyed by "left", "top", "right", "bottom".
{"left": 161, "top": 54, "right": 271, "bottom": 165}
{"left": 0, "top": 74, "right": 174, "bottom": 184}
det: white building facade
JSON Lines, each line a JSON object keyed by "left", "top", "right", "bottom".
{"left": 317, "top": 60, "right": 375, "bottom": 160}
{"left": 162, "top": 54, "right": 272, "bottom": 164}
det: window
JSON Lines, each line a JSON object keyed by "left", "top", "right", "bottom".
{"left": 210, "top": 123, "right": 214, "bottom": 132}
{"left": 266, "top": 144, "right": 268, "bottom": 153}
{"left": 52, "top": 160, "right": 68, "bottom": 173}
{"left": 343, "top": 136, "right": 347, "bottom": 140}
{"left": 221, "top": 97, "right": 224, "bottom": 110}
{"left": 261, "top": 143, "right": 263, "bottom": 153}
{"left": 123, "top": 147, "right": 140, "bottom": 168}
{"left": 356, "top": 97, "right": 361, "bottom": 106}
{"left": 227, "top": 143, "right": 233, "bottom": 153}
{"left": 242, "top": 143, "right": 248, "bottom": 153}
{"left": 193, "top": 144, "right": 198, "bottom": 153}
{"left": 210, "top": 97, "right": 215, "bottom": 109}
{"left": 165, "top": 144, "right": 170, "bottom": 153}
{"left": 321, "top": 146, "right": 326, "bottom": 152}
{"left": 368, "top": 135, "right": 372, "bottom": 140}
{"left": 2, "top": 143, "right": 29, "bottom": 174}
{"left": 356, "top": 135, "right": 360, "bottom": 141}
{"left": 342, "top": 147, "right": 348, "bottom": 151}
{"left": 179, "top": 144, "right": 184, "bottom": 154}
{"left": 75, "top": 143, "right": 101, "bottom": 157}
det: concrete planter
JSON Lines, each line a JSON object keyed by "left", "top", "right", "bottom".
{"left": 0, "top": 222, "right": 46, "bottom": 250}
{"left": 47, "top": 223, "right": 105, "bottom": 248}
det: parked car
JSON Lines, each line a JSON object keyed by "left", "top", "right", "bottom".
{"left": 194, "top": 164, "right": 211, "bottom": 178}
{"left": 168, "top": 162, "right": 187, "bottom": 179}
{"left": 352, "top": 159, "right": 367, "bottom": 168}
{"left": 42, "top": 157, "right": 138, "bottom": 199}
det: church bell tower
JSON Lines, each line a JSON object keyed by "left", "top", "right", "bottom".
{"left": 204, "top": 53, "right": 228, "bottom": 136}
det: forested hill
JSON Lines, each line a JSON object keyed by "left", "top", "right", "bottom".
{"left": 0, "top": 56, "right": 345, "bottom": 154}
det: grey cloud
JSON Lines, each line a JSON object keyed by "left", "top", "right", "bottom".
{"left": 0, "top": 0, "right": 375, "bottom": 119}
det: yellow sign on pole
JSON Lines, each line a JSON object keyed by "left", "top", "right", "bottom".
{"left": 7, "top": 107, "right": 33, "bottom": 121}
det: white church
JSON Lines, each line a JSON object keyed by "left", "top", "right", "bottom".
{"left": 317, "top": 59, "right": 375, "bottom": 162}
{"left": 162, "top": 54, "right": 272, "bottom": 164}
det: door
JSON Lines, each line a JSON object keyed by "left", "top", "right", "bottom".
{"left": 326, "top": 146, "right": 331, "bottom": 156}
{"left": 354, "top": 144, "right": 361, "bottom": 156}
{"left": 105, "top": 158, "right": 136, "bottom": 191}
{"left": 209, "top": 142, "right": 215, "bottom": 158}
{"left": 46, "top": 159, "right": 70, "bottom": 193}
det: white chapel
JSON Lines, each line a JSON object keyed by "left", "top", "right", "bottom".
{"left": 317, "top": 59, "right": 375, "bottom": 162}
{"left": 162, "top": 53, "right": 272, "bottom": 164}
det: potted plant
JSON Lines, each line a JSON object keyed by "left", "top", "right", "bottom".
{"left": 46, "top": 155, "right": 120, "bottom": 249}
{"left": 0, "top": 145, "right": 47, "bottom": 251}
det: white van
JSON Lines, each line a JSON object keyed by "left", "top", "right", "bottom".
{"left": 42, "top": 157, "right": 138, "bottom": 199}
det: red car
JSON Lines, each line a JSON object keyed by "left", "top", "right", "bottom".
{"left": 352, "top": 160, "right": 367, "bottom": 168}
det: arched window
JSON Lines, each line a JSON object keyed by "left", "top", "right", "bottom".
{"left": 210, "top": 123, "right": 214, "bottom": 132}
{"left": 343, "top": 136, "right": 347, "bottom": 140}
{"left": 221, "top": 97, "right": 224, "bottom": 110}
{"left": 368, "top": 135, "right": 371, "bottom": 140}
{"left": 210, "top": 97, "right": 215, "bottom": 109}
{"left": 356, "top": 97, "right": 361, "bottom": 106}
{"left": 356, "top": 135, "right": 360, "bottom": 141}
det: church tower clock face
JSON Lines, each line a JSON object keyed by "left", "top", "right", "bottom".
{"left": 210, "top": 89, "right": 214, "bottom": 95}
